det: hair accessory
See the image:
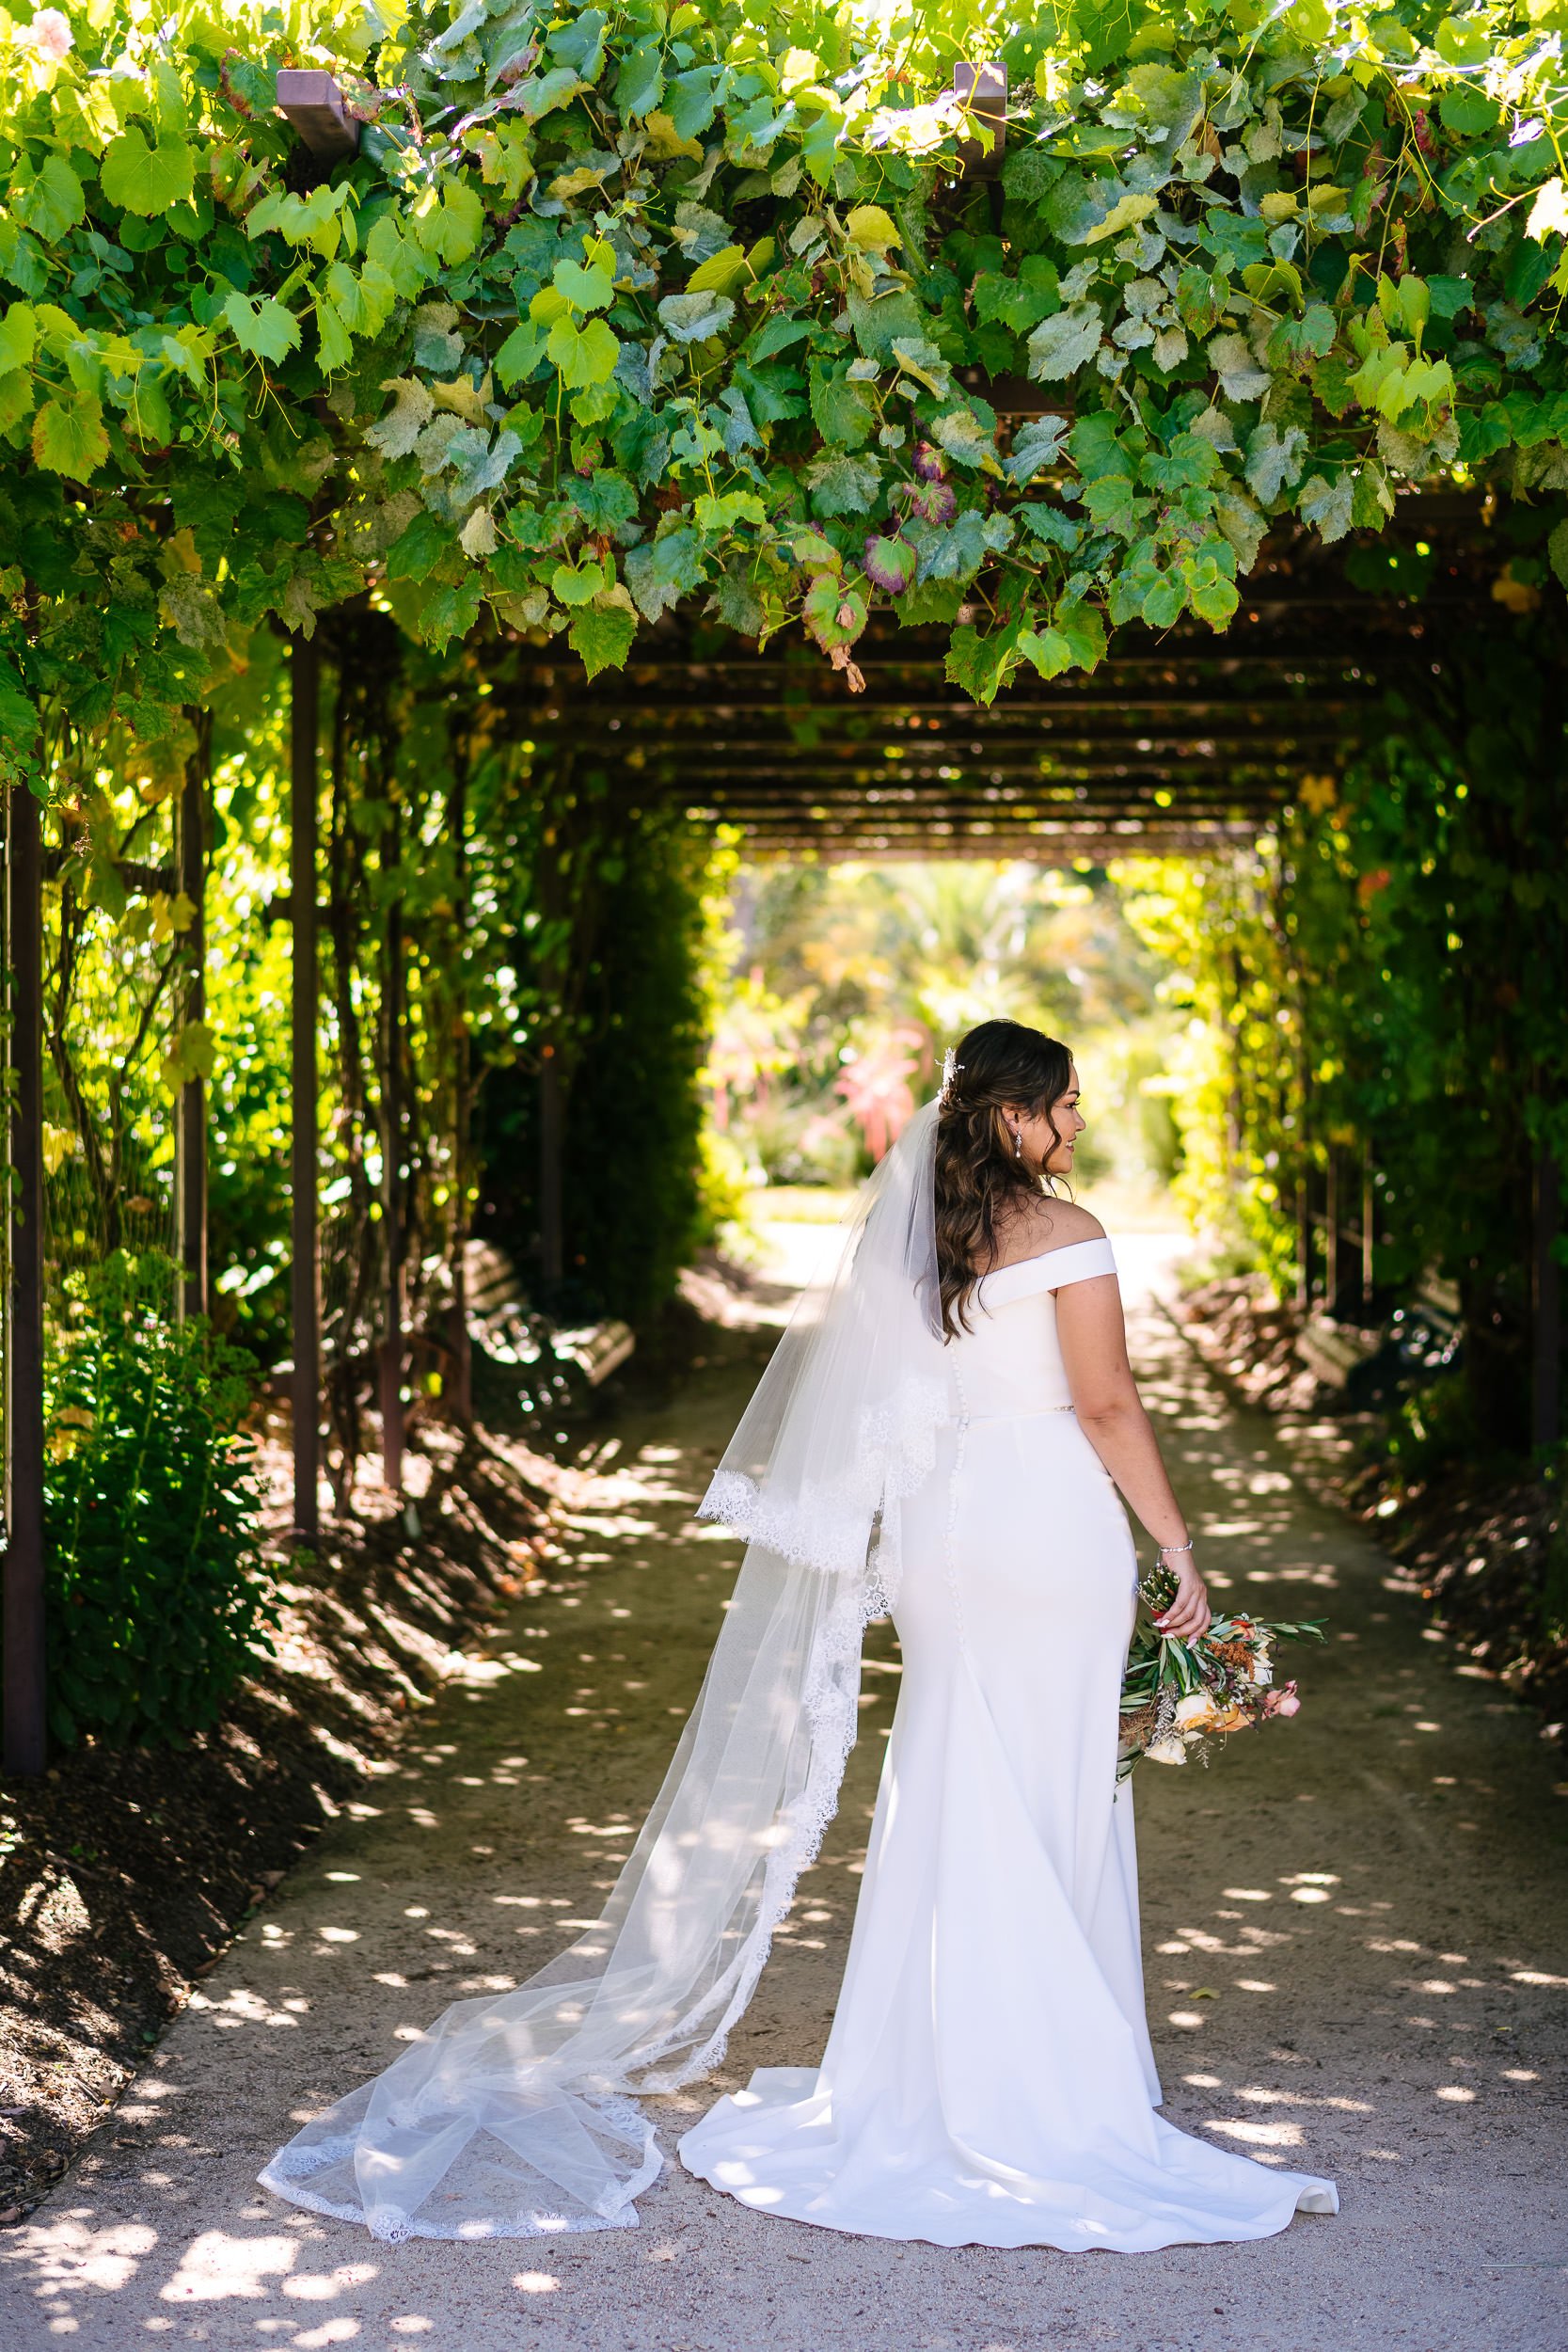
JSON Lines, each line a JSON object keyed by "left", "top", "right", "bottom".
{"left": 938, "top": 1046, "right": 964, "bottom": 1106}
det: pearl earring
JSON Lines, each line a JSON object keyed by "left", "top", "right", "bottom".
{"left": 1011, "top": 1127, "right": 1022, "bottom": 1158}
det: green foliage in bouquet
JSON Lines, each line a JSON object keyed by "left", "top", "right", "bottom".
{"left": 39, "top": 1251, "right": 275, "bottom": 1748}
{"left": 1118, "top": 1559, "right": 1325, "bottom": 1779}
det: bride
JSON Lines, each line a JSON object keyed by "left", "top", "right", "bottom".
{"left": 261, "top": 1018, "right": 1338, "bottom": 2248}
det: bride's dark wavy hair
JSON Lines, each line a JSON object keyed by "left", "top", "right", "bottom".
{"left": 935, "top": 1019, "right": 1073, "bottom": 1342}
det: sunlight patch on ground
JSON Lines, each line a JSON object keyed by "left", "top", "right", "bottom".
{"left": 159, "top": 2232, "right": 298, "bottom": 2301}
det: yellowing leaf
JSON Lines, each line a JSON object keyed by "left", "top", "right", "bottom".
{"left": 459, "top": 505, "right": 498, "bottom": 560}
{"left": 429, "top": 374, "right": 489, "bottom": 424}
{"left": 1085, "top": 191, "right": 1158, "bottom": 245}
{"left": 41, "top": 1124, "right": 75, "bottom": 1178}
{"left": 779, "top": 46, "right": 822, "bottom": 92}
{"left": 846, "top": 204, "right": 900, "bottom": 251}
{"left": 1528, "top": 176, "right": 1568, "bottom": 243}
{"left": 0, "top": 301, "right": 37, "bottom": 373}
{"left": 643, "top": 109, "right": 703, "bottom": 161}
{"left": 687, "top": 244, "right": 750, "bottom": 295}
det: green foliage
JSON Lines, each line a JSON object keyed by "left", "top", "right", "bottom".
{"left": 40, "top": 1252, "right": 273, "bottom": 1748}
{"left": 1383, "top": 1367, "right": 1481, "bottom": 1484}
{"left": 477, "top": 792, "right": 732, "bottom": 1325}
{"left": 1121, "top": 595, "right": 1568, "bottom": 1445}
{"left": 11, "top": 1, "right": 1568, "bottom": 779}
{"left": 563, "top": 813, "right": 729, "bottom": 1320}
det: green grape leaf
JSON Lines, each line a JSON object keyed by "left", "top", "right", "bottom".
{"left": 944, "top": 623, "right": 1017, "bottom": 705}
{"left": 569, "top": 604, "right": 638, "bottom": 680}
{"left": 366, "top": 377, "right": 435, "bottom": 459}
{"left": 314, "top": 294, "right": 353, "bottom": 375}
{"left": 1006, "top": 416, "right": 1070, "bottom": 484}
{"left": 618, "top": 37, "right": 665, "bottom": 118}
{"left": 1027, "top": 305, "right": 1103, "bottom": 382}
{"left": 546, "top": 313, "right": 620, "bottom": 388}
{"left": 551, "top": 561, "right": 604, "bottom": 607}
{"left": 802, "top": 572, "right": 866, "bottom": 649}
{"left": 687, "top": 245, "right": 750, "bottom": 296}
{"left": 554, "top": 257, "right": 615, "bottom": 313}
{"left": 657, "top": 291, "right": 736, "bottom": 342}
{"left": 12, "top": 155, "right": 86, "bottom": 243}
{"left": 0, "top": 301, "right": 36, "bottom": 373}
{"left": 101, "top": 128, "right": 195, "bottom": 218}
{"left": 224, "top": 291, "right": 301, "bottom": 364}
{"left": 1297, "top": 470, "right": 1355, "bottom": 545}
{"left": 495, "top": 320, "right": 548, "bottom": 389}
{"left": 0, "top": 369, "right": 34, "bottom": 434}
{"left": 1244, "top": 421, "right": 1308, "bottom": 504}
{"left": 31, "top": 388, "right": 108, "bottom": 478}
{"left": 928, "top": 407, "right": 1001, "bottom": 474}
{"left": 806, "top": 453, "right": 880, "bottom": 516}
{"left": 415, "top": 183, "right": 485, "bottom": 265}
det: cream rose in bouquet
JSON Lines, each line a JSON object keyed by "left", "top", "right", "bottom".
{"left": 1117, "top": 1562, "right": 1323, "bottom": 1782}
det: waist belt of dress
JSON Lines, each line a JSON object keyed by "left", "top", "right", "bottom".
{"left": 956, "top": 1402, "right": 1077, "bottom": 1425}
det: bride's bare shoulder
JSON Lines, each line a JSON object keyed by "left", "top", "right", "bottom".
{"left": 991, "top": 1196, "right": 1106, "bottom": 1266}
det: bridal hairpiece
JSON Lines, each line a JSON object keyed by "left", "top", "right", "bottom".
{"left": 938, "top": 1046, "right": 964, "bottom": 1106}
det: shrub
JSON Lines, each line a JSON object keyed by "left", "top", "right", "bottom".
{"left": 40, "top": 1252, "right": 275, "bottom": 1747}
{"left": 1383, "top": 1370, "right": 1482, "bottom": 1488}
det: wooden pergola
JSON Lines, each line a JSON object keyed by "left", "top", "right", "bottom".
{"left": 497, "top": 505, "right": 1489, "bottom": 860}
{"left": 0, "top": 488, "right": 1501, "bottom": 1777}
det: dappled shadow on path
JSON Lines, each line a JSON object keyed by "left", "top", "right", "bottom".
{"left": 3, "top": 1238, "right": 1565, "bottom": 2350}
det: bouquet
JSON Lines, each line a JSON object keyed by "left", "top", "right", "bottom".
{"left": 1117, "top": 1562, "right": 1325, "bottom": 1782}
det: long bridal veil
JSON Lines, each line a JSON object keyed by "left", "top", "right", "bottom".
{"left": 261, "top": 1101, "right": 951, "bottom": 2240}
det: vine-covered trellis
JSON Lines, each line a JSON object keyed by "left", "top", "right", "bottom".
{"left": 2, "top": 0, "right": 1567, "bottom": 1772}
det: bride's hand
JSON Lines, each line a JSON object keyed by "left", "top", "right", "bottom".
{"left": 1154, "top": 1566, "right": 1212, "bottom": 1642}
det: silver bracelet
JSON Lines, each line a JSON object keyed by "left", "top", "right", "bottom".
{"left": 1156, "top": 1541, "right": 1194, "bottom": 1559}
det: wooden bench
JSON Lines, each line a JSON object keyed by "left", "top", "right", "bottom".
{"left": 464, "top": 1240, "right": 634, "bottom": 1389}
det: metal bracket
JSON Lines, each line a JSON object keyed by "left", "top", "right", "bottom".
{"left": 954, "top": 61, "right": 1006, "bottom": 181}
{"left": 276, "top": 69, "right": 360, "bottom": 162}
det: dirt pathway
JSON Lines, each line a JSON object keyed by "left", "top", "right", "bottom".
{"left": 3, "top": 1239, "right": 1565, "bottom": 2351}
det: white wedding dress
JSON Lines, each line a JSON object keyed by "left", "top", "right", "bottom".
{"left": 679, "top": 1236, "right": 1339, "bottom": 2248}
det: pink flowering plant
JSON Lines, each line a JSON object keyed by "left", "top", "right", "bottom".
{"left": 1117, "top": 1563, "right": 1324, "bottom": 1782}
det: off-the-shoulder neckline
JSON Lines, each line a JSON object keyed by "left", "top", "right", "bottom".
{"left": 974, "top": 1236, "right": 1116, "bottom": 1302}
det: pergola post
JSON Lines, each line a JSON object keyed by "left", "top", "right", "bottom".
{"left": 539, "top": 1049, "right": 564, "bottom": 1289}
{"left": 446, "top": 744, "right": 473, "bottom": 1423}
{"left": 290, "top": 635, "right": 321, "bottom": 1544}
{"left": 175, "top": 711, "right": 210, "bottom": 1321}
{"left": 5, "top": 784, "right": 47, "bottom": 1775}
{"left": 1533, "top": 1144, "right": 1562, "bottom": 1453}
{"left": 380, "top": 824, "right": 404, "bottom": 1492}
{"left": 954, "top": 61, "right": 1006, "bottom": 180}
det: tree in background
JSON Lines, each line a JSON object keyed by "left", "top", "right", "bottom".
{"left": 712, "top": 860, "right": 1181, "bottom": 1191}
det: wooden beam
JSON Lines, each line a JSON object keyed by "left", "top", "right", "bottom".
{"left": 734, "top": 829, "right": 1258, "bottom": 861}
{"left": 569, "top": 696, "right": 1361, "bottom": 723}
{"left": 5, "top": 784, "right": 46, "bottom": 1775}
{"left": 275, "top": 69, "right": 360, "bottom": 161}
{"left": 1533, "top": 1144, "right": 1562, "bottom": 1451}
{"left": 380, "top": 814, "right": 404, "bottom": 1493}
{"left": 954, "top": 61, "right": 1006, "bottom": 179}
{"left": 290, "top": 635, "right": 321, "bottom": 1545}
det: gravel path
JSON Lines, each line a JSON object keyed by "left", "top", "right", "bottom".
{"left": 4, "top": 1236, "right": 1565, "bottom": 2350}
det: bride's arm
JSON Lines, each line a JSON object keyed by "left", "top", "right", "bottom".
{"left": 1054, "top": 1266, "right": 1212, "bottom": 1640}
